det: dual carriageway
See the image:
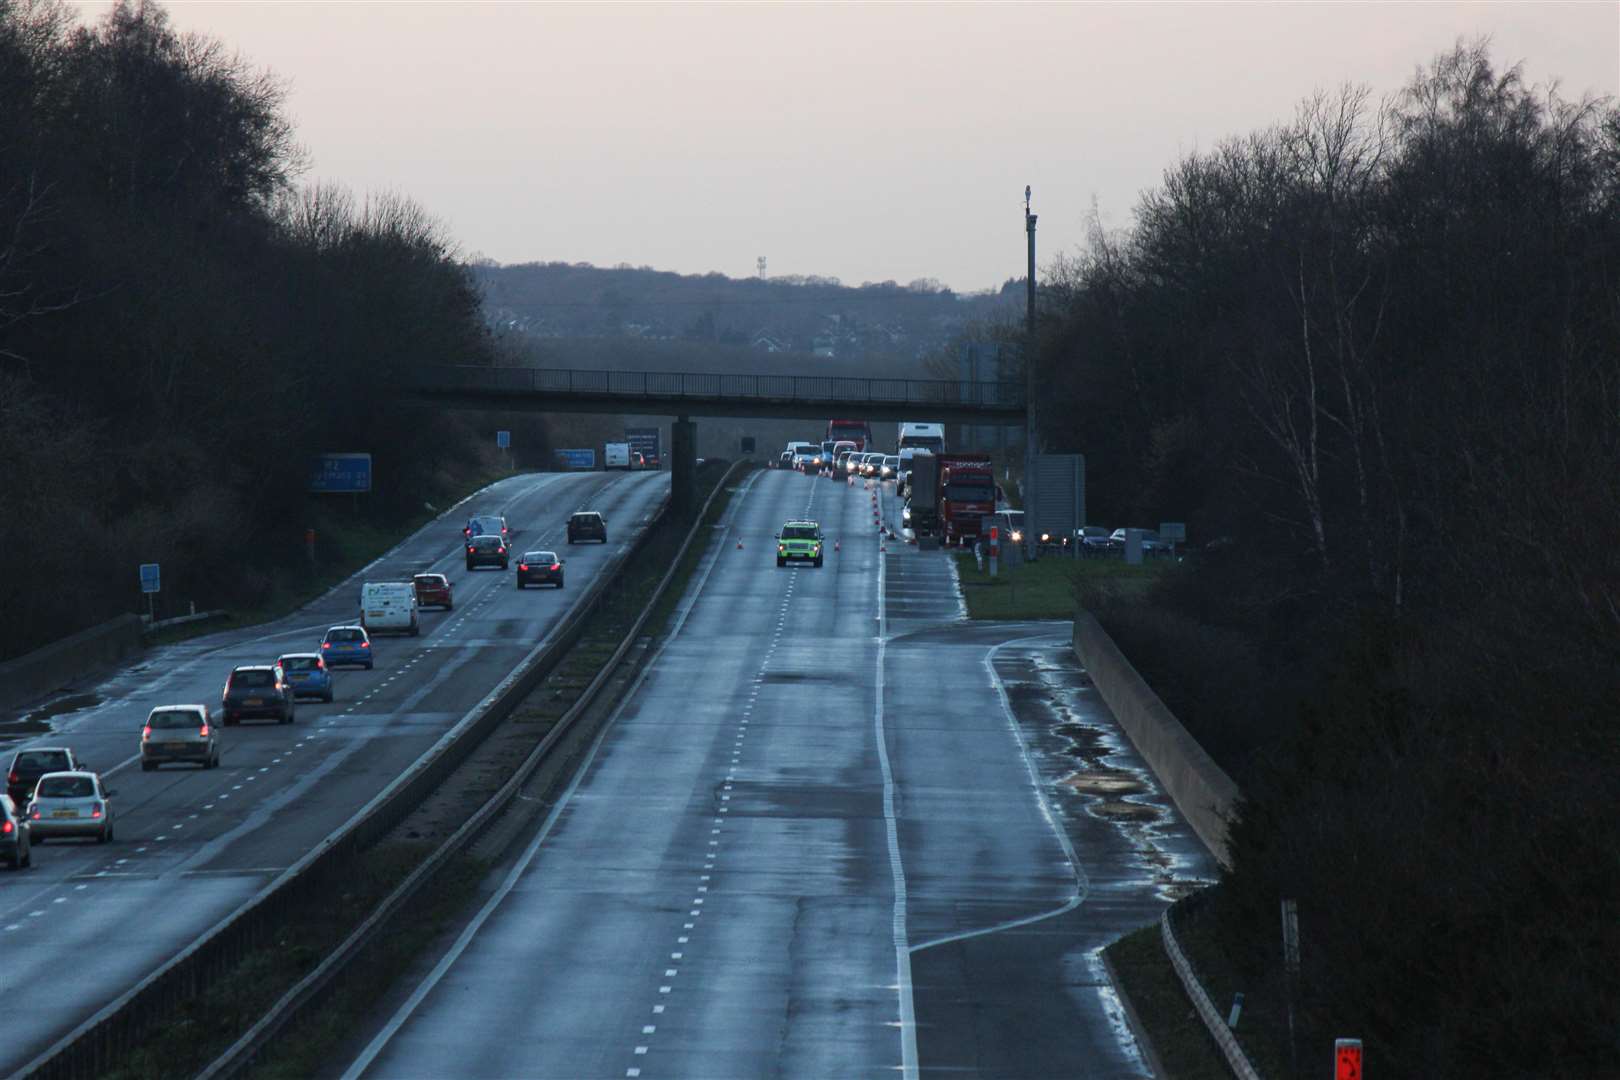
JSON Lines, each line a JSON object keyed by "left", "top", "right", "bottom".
{"left": 3, "top": 463, "right": 1214, "bottom": 1079}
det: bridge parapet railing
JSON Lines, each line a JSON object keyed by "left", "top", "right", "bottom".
{"left": 414, "top": 366, "right": 1024, "bottom": 410}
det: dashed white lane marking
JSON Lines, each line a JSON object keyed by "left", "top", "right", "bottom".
{"left": 654, "top": 1004, "right": 666, "bottom": 1013}
{"left": 643, "top": 1025, "right": 656, "bottom": 1034}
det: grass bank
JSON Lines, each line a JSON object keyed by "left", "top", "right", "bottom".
{"left": 144, "top": 468, "right": 508, "bottom": 649}
{"left": 953, "top": 552, "right": 1169, "bottom": 620}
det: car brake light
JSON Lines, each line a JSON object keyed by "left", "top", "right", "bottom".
{"left": 549, "top": 562, "right": 559, "bottom": 571}
{"left": 316, "top": 658, "right": 325, "bottom": 670}
{"left": 360, "top": 641, "right": 369, "bottom": 648}
{"left": 31, "top": 810, "right": 40, "bottom": 820}
{"left": 200, "top": 724, "right": 210, "bottom": 737}
{"left": 1, "top": 820, "right": 10, "bottom": 835}
{"left": 91, "top": 803, "right": 102, "bottom": 818}
{"left": 321, "top": 641, "right": 330, "bottom": 649}
{"left": 7, "top": 770, "right": 15, "bottom": 784}
{"left": 468, "top": 545, "right": 476, "bottom": 553}
{"left": 142, "top": 725, "right": 152, "bottom": 739}
{"left": 518, "top": 563, "right": 528, "bottom": 571}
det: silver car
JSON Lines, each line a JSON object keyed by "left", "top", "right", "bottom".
{"left": 141, "top": 705, "right": 220, "bottom": 771}
{"left": 27, "top": 771, "right": 115, "bottom": 844}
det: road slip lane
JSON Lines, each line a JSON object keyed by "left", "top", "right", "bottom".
{"left": 345, "top": 468, "right": 1216, "bottom": 1080}
{"left": 0, "top": 469, "right": 668, "bottom": 1075}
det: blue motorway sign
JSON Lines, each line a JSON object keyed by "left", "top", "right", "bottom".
{"left": 554, "top": 448, "right": 596, "bottom": 469}
{"left": 309, "top": 452, "right": 373, "bottom": 493}
{"left": 139, "top": 563, "right": 161, "bottom": 594}
{"left": 496, "top": 430, "right": 511, "bottom": 449}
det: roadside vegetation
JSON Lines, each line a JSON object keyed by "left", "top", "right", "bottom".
{"left": 1006, "top": 42, "right": 1619, "bottom": 1078}
{"left": 0, "top": 0, "right": 553, "bottom": 662}
{"left": 953, "top": 552, "right": 1164, "bottom": 620}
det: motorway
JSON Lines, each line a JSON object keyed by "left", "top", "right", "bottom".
{"left": 340, "top": 466, "right": 1216, "bottom": 1079}
{"left": 0, "top": 469, "right": 670, "bottom": 1076}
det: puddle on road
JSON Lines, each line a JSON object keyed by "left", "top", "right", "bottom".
{"left": 1061, "top": 769, "right": 1147, "bottom": 797}
{"left": 0, "top": 693, "right": 102, "bottom": 743}
{"left": 1002, "top": 646, "right": 1211, "bottom": 902}
{"left": 28, "top": 692, "right": 101, "bottom": 722}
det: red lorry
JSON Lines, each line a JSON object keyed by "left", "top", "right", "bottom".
{"left": 935, "top": 453, "right": 998, "bottom": 546}
{"left": 825, "top": 419, "right": 872, "bottom": 452}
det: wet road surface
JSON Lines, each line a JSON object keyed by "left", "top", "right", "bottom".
{"left": 342, "top": 468, "right": 1215, "bottom": 1080}
{"left": 0, "top": 469, "right": 669, "bottom": 1075}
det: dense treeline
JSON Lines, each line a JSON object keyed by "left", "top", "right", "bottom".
{"left": 0, "top": 0, "right": 515, "bottom": 660}
{"left": 475, "top": 260, "right": 1016, "bottom": 361}
{"left": 1036, "top": 44, "right": 1619, "bottom": 1075}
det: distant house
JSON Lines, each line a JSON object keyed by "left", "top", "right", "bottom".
{"left": 751, "top": 333, "right": 786, "bottom": 353}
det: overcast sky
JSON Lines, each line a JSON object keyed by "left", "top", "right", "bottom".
{"left": 80, "top": 1, "right": 1619, "bottom": 293}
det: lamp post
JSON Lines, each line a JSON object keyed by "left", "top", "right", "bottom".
{"left": 1024, "top": 186, "right": 1038, "bottom": 556}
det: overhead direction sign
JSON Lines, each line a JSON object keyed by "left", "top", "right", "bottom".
{"left": 309, "top": 452, "right": 372, "bottom": 493}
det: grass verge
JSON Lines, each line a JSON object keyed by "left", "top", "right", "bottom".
{"left": 84, "top": 462, "right": 746, "bottom": 1079}
{"left": 1105, "top": 887, "right": 1301, "bottom": 1080}
{"left": 953, "top": 552, "right": 1169, "bottom": 619}
{"left": 1104, "top": 923, "right": 1236, "bottom": 1080}
{"left": 142, "top": 468, "right": 507, "bottom": 649}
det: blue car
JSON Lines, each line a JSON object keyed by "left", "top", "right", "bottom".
{"left": 321, "top": 625, "right": 373, "bottom": 670}
{"left": 277, "top": 652, "right": 335, "bottom": 702}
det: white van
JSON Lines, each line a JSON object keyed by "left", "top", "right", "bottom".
{"left": 604, "top": 442, "right": 630, "bottom": 470}
{"left": 359, "top": 582, "right": 420, "bottom": 636}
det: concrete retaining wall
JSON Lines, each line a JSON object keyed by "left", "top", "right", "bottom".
{"left": 1072, "top": 609, "right": 1240, "bottom": 867}
{"left": 0, "top": 614, "right": 145, "bottom": 715}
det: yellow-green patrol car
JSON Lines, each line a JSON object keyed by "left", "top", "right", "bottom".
{"left": 776, "top": 521, "right": 825, "bottom": 567}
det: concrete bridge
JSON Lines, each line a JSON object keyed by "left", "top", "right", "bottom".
{"left": 407, "top": 365, "right": 1027, "bottom": 509}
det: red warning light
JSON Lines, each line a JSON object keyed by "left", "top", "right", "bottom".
{"left": 1335, "top": 1038, "right": 1363, "bottom": 1080}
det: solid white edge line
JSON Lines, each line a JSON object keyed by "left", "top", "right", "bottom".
{"left": 909, "top": 633, "right": 1089, "bottom": 954}
{"left": 341, "top": 467, "right": 761, "bottom": 1080}
{"left": 873, "top": 540, "right": 920, "bottom": 1080}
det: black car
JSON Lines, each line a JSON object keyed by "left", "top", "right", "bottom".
{"left": 1, "top": 794, "right": 31, "bottom": 869}
{"left": 516, "top": 551, "right": 564, "bottom": 589}
{"left": 567, "top": 511, "right": 607, "bottom": 544}
{"left": 466, "top": 534, "right": 509, "bottom": 570}
{"left": 6, "top": 747, "right": 84, "bottom": 807}
{"left": 221, "top": 664, "right": 295, "bottom": 725}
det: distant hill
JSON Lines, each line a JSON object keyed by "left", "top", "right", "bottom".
{"left": 471, "top": 261, "right": 1019, "bottom": 371}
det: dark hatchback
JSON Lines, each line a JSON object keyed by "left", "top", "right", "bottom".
{"left": 6, "top": 747, "right": 84, "bottom": 806}
{"left": 465, "top": 534, "right": 509, "bottom": 571}
{"left": 567, "top": 512, "right": 607, "bottom": 544}
{"left": 516, "top": 551, "right": 564, "bottom": 589}
{"left": 221, "top": 664, "right": 296, "bottom": 725}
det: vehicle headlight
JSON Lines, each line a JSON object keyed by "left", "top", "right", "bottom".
{"left": 1011, "top": 530, "right": 1022, "bottom": 542}
{"left": 1040, "top": 533, "right": 1050, "bottom": 542}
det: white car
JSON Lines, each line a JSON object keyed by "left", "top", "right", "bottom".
{"left": 27, "top": 771, "right": 114, "bottom": 844}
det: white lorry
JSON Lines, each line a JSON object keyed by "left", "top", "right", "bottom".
{"left": 897, "top": 422, "right": 946, "bottom": 455}
{"left": 604, "top": 442, "right": 631, "bottom": 470}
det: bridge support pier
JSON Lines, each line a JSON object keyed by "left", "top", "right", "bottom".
{"left": 672, "top": 417, "right": 696, "bottom": 514}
